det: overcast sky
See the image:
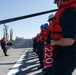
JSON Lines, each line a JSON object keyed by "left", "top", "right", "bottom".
{"left": 0, "top": 0, "right": 57, "bottom": 40}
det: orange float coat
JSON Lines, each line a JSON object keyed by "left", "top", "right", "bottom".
{"left": 49, "top": 0, "right": 76, "bottom": 40}
{"left": 37, "top": 28, "right": 49, "bottom": 43}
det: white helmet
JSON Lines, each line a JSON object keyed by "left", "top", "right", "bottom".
{"left": 48, "top": 14, "right": 54, "bottom": 21}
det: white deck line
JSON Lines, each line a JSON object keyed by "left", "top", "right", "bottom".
{"left": 7, "top": 50, "right": 28, "bottom": 75}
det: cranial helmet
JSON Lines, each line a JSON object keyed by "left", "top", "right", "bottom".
{"left": 48, "top": 14, "right": 54, "bottom": 21}
{"left": 40, "top": 24, "right": 44, "bottom": 28}
{"left": 43, "top": 23, "right": 48, "bottom": 28}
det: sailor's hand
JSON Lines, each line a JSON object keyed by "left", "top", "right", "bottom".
{"left": 44, "top": 41, "right": 47, "bottom": 44}
{"left": 50, "top": 40, "right": 56, "bottom": 45}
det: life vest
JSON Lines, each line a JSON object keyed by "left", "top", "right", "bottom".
{"left": 38, "top": 28, "right": 49, "bottom": 43}
{"left": 50, "top": 0, "right": 76, "bottom": 40}
{"left": 35, "top": 33, "right": 40, "bottom": 42}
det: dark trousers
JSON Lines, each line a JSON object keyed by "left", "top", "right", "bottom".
{"left": 45, "top": 67, "right": 53, "bottom": 75}
{"left": 50, "top": 52, "right": 76, "bottom": 75}
{"left": 37, "top": 42, "right": 44, "bottom": 67}
{"left": 33, "top": 41, "right": 37, "bottom": 52}
{"left": 2, "top": 48, "right": 7, "bottom": 55}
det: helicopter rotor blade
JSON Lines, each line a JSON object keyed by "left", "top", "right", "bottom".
{"left": 0, "top": 9, "right": 58, "bottom": 24}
